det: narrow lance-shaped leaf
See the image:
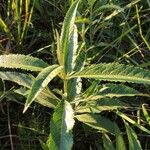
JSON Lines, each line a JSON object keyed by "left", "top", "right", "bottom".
{"left": 0, "top": 54, "right": 48, "bottom": 71}
{"left": 60, "top": 0, "right": 79, "bottom": 74}
{"left": 60, "top": 0, "right": 83, "bottom": 101}
{"left": 93, "top": 4, "right": 124, "bottom": 19}
{"left": 75, "top": 113, "right": 117, "bottom": 135}
{"left": 56, "top": 30, "right": 62, "bottom": 65}
{"left": 98, "top": 83, "right": 149, "bottom": 98}
{"left": 124, "top": 121, "right": 142, "bottom": 150}
{"left": 47, "top": 100, "right": 74, "bottom": 150}
{"left": 0, "top": 71, "right": 33, "bottom": 88}
{"left": 116, "top": 111, "right": 150, "bottom": 134}
{"left": 0, "top": 17, "right": 14, "bottom": 39}
{"left": 142, "top": 104, "right": 150, "bottom": 125}
{"left": 66, "top": 24, "right": 78, "bottom": 73}
{"left": 102, "top": 133, "right": 115, "bottom": 150}
{"left": 66, "top": 25, "right": 80, "bottom": 100}
{"left": 75, "top": 98, "right": 128, "bottom": 113}
{"left": 23, "top": 65, "right": 63, "bottom": 113}
{"left": 67, "top": 51, "right": 86, "bottom": 101}
{"left": 0, "top": 71, "right": 59, "bottom": 108}
{"left": 15, "top": 87, "right": 59, "bottom": 109}
{"left": 70, "top": 63, "right": 150, "bottom": 85}
{"left": 115, "top": 125, "right": 126, "bottom": 150}
{"left": 83, "top": 80, "right": 100, "bottom": 97}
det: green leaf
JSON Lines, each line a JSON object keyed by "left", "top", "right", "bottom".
{"left": 39, "top": 140, "right": 49, "bottom": 150}
{"left": 74, "top": 50, "right": 86, "bottom": 72}
{"left": 60, "top": 0, "right": 83, "bottom": 101}
{"left": 102, "top": 133, "right": 115, "bottom": 150}
{"left": 0, "top": 54, "right": 48, "bottom": 71}
{"left": 15, "top": 88, "right": 59, "bottom": 108}
{"left": 67, "top": 43, "right": 86, "bottom": 101}
{"left": 35, "top": 89, "right": 59, "bottom": 108}
{"left": 0, "top": 71, "right": 33, "bottom": 88}
{"left": 34, "top": 0, "right": 44, "bottom": 15}
{"left": 124, "top": 121, "right": 142, "bottom": 150}
{"left": 60, "top": 0, "right": 79, "bottom": 74}
{"left": 142, "top": 104, "right": 150, "bottom": 125}
{"left": 83, "top": 80, "right": 100, "bottom": 97}
{"left": 88, "top": 0, "right": 97, "bottom": 7}
{"left": 70, "top": 63, "right": 150, "bottom": 85}
{"left": 115, "top": 126, "right": 126, "bottom": 150}
{"left": 47, "top": 100, "right": 74, "bottom": 150}
{"left": 56, "top": 30, "right": 62, "bottom": 66}
{"left": 67, "top": 77, "right": 82, "bottom": 101}
{"left": 116, "top": 111, "right": 150, "bottom": 134}
{"left": 93, "top": 4, "right": 124, "bottom": 19}
{"left": 0, "top": 71, "right": 59, "bottom": 108}
{"left": 75, "top": 113, "right": 117, "bottom": 134}
{"left": 0, "top": 17, "right": 13, "bottom": 39}
{"left": 23, "top": 65, "right": 63, "bottom": 113}
{"left": 65, "top": 24, "right": 78, "bottom": 73}
{"left": 76, "top": 98, "right": 128, "bottom": 113}
{"left": 98, "top": 83, "right": 148, "bottom": 98}
{"left": 1, "top": 91, "right": 23, "bottom": 103}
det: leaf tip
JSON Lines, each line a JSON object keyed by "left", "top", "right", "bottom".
{"left": 23, "top": 103, "right": 30, "bottom": 113}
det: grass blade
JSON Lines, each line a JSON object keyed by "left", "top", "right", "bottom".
{"left": 0, "top": 17, "right": 14, "bottom": 39}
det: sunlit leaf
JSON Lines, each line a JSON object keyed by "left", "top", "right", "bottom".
{"left": 70, "top": 63, "right": 150, "bottom": 85}
{"left": 0, "top": 54, "right": 48, "bottom": 71}
{"left": 47, "top": 100, "right": 74, "bottom": 150}
{"left": 23, "top": 65, "right": 63, "bottom": 113}
{"left": 60, "top": 0, "right": 79, "bottom": 74}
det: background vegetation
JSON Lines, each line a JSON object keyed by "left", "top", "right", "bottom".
{"left": 0, "top": 0, "right": 150, "bottom": 149}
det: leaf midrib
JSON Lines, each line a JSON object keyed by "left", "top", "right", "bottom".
{"left": 71, "top": 74, "right": 150, "bottom": 84}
